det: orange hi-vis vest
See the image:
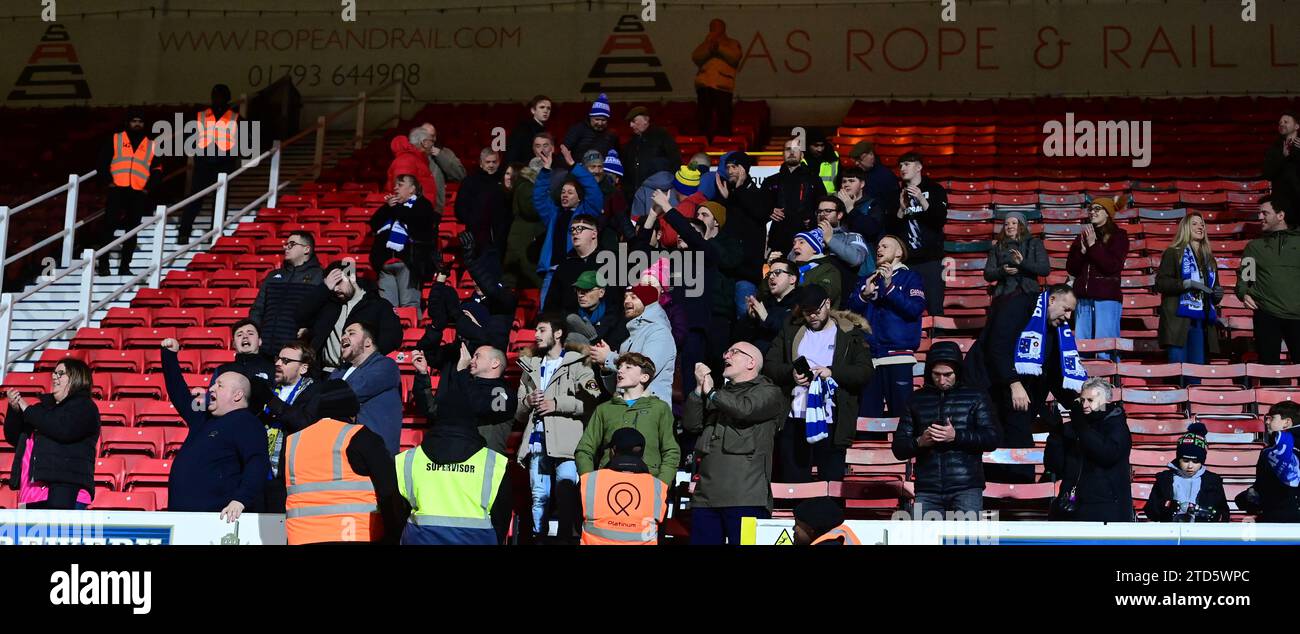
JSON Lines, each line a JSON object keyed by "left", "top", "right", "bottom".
{"left": 284, "top": 418, "right": 382, "bottom": 545}
{"left": 110, "top": 131, "right": 154, "bottom": 190}
{"left": 579, "top": 468, "right": 667, "bottom": 545}
{"left": 197, "top": 108, "right": 237, "bottom": 153}
{"left": 811, "top": 524, "right": 862, "bottom": 546}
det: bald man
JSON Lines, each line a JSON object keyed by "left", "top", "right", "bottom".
{"left": 424, "top": 343, "right": 517, "bottom": 454}
{"left": 160, "top": 338, "right": 270, "bottom": 518}
{"left": 682, "top": 343, "right": 788, "bottom": 545}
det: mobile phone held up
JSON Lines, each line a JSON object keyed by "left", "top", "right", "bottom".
{"left": 793, "top": 356, "right": 811, "bottom": 378}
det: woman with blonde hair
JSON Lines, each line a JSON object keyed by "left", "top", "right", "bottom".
{"left": 1155, "top": 212, "right": 1223, "bottom": 365}
{"left": 984, "top": 211, "right": 1050, "bottom": 298}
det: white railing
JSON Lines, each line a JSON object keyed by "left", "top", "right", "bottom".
{"left": 0, "top": 79, "right": 413, "bottom": 381}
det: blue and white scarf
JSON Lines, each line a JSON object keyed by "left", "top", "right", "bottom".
{"left": 379, "top": 195, "right": 416, "bottom": 252}
{"left": 1266, "top": 430, "right": 1300, "bottom": 488}
{"left": 1176, "top": 245, "right": 1217, "bottom": 322}
{"left": 797, "top": 260, "right": 818, "bottom": 285}
{"left": 1015, "top": 290, "right": 1088, "bottom": 391}
{"left": 804, "top": 376, "right": 837, "bottom": 444}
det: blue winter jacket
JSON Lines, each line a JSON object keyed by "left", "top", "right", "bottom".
{"left": 845, "top": 264, "right": 926, "bottom": 355}
{"left": 534, "top": 163, "right": 603, "bottom": 273}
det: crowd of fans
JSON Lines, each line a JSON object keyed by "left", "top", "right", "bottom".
{"left": 5, "top": 95, "right": 1300, "bottom": 546}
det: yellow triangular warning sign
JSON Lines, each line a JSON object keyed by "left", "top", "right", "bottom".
{"left": 775, "top": 529, "right": 793, "bottom": 545}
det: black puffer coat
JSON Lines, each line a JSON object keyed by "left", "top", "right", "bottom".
{"left": 1045, "top": 402, "right": 1134, "bottom": 522}
{"left": 4, "top": 389, "right": 100, "bottom": 495}
{"left": 892, "top": 342, "right": 999, "bottom": 495}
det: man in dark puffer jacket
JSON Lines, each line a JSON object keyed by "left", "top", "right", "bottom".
{"left": 248, "top": 230, "right": 323, "bottom": 357}
{"left": 892, "top": 341, "right": 999, "bottom": 515}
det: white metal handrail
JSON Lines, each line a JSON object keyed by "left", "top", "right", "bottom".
{"left": 0, "top": 79, "right": 410, "bottom": 380}
{"left": 0, "top": 78, "right": 409, "bottom": 292}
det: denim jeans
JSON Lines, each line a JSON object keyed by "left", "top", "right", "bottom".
{"left": 734, "top": 281, "right": 758, "bottom": 320}
{"left": 909, "top": 488, "right": 984, "bottom": 517}
{"left": 1168, "top": 320, "right": 1205, "bottom": 385}
{"left": 1075, "top": 298, "right": 1122, "bottom": 360}
{"left": 529, "top": 454, "right": 578, "bottom": 536}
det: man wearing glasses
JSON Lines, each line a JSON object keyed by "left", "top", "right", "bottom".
{"left": 814, "top": 195, "right": 869, "bottom": 301}
{"left": 260, "top": 342, "right": 322, "bottom": 512}
{"left": 737, "top": 257, "right": 803, "bottom": 355}
{"left": 545, "top": 214, "right": 616, "bottom": 316}
{"left": 250, "top": 230, "right": 322, "bottom": 358}
{"left": 683, "top": 343, "right": 787, "bottom": 545}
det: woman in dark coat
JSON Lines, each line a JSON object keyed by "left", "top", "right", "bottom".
{"left": 984, "top": 211, "right": 1050, "bottom": 298}
{"left": 371, "top": 173, "right": 439, "bottom": 309}
{"left": 1155, "top": 212, "right": 1223, "bottom": 366}
{"left": 4, "top": 359, "right": 101, "bottom": 509}
{"left": 1045, "top": 378, "right": 1134, "bottom": 522}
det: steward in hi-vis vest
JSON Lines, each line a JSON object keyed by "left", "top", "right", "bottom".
{"left": 579, "top": 428, "right": 667, "bottom": 545}
{"left": 792, "top": 496, "right": 861, "bottom": 546}
{"left": 282, "top": 380, "right": 404, "bottom": 544}
{"left": 180, "top": 83, "right": 241, "bottom": 245}
{"left": 94, "top": 109, "right": 161, "bottom": 277}
{"left": 395, "top": 411, "right": 513, "bottom": 545}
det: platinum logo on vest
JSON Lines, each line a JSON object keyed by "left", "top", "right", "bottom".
{"left": 151, "top": 113, "right": 262, "bottom": 159}
{"left": 49, "top": 564, "right": 152, "bottom": 615}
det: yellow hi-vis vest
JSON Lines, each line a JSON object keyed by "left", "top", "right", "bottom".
{"left": 110, "top": 132, "right": 154, "bottom": 190}
{"left": 818, "top": 160, "right": 839, "bottom": 194}
{"left": 396, "top": 444, "right": 507, "bottom": 545}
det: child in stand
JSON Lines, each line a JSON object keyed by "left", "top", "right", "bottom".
{"left": 1238, "top": 402, "right": 1300, "bottom": 523}
{"left": 1143, "top": 422, "right": 1228, "bottom": 522}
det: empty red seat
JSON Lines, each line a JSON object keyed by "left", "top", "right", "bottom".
{"left": 179, "top": 288, "right": 230, "bottom": 308}
{"left": 231, "top": 255, "right": 280, "bottom": 274}
{"left": 298, "top": 208, "right": 342, "bottom": 224}
{"left": 89, "top": 490, "right": 156, "bottom": 512}
{"left": 152, "top": 308, "right": 206, "bottom": 328}
{"left": 85, "top": 349, "right": 145, "bottom": 373}
{"left": 210, "top": 236, "right": 256, "bottom": 255}
{"left": 231, "top": 288, "right": 259, "bottom": 307}
{"left": 178, "top": 327, "right": 228, "bottom": 349}
{"left": 111, "top": 374, "right": 169, "bottom": 400}
{"left": 186, "top": 252, "right": 231, "bottom": 272}
{"left": 0, "top": 372, "right": 51, "bottom": 397}
{"left": 100, "top": 427, "right": 164, "bottom": 458}
{"left": 95, "top": 399, "right": 135, "bottom": 427}
{"left": 93, "top": 456, "right": 127, "bottom": 490}
{"left": 70, "top": 327, "right": 122, "bottom": 349}
{"left": 124, "top": 458, "right": 173, "bottom": 490}
{"left": 206, "top": 307, "right": 249, "bottom": 328}
{"left": 100, "top": 307, "right": 151, "bottom": 328}
{"left": 208, "top": 270, "right": 259, "bottom": 288}
{"left": 160, "top": 270, "right": 206, "bottom": 288}
{"left": 131, "top": 288, "right": 178, "bottom": 308}
{"left": 122, "top": 327, "right": 177, "bottom": 349}
{"left": 233, "top": 221, "right": 277, "bottom": 239}
{"left": 135, "top": 401, "right": 186, "bottom": 427}
{"left": 33, "top": 348, "right": 88, "bottom": 372}
{"left": 164, "top": 428, "right": 188, "bottom": 457}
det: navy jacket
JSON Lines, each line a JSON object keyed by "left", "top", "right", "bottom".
{"left": 331, "top": 351, "right": 403, "bottom": 455}
{"left": 163, "top": 348, "right": 270, "bottom": 512}
{"left": 845, "top": 265, "right": 926, "bottom": 355}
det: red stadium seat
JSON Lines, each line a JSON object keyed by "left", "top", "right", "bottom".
{"left": 208, "top": 270, "right": 260, "bottom": 288}
{"left": 70, "top": 327, "right": 123, "bottom": 349}
{"left": 131, "top": 288, "right": 178, "bottom": 308}
{"left": 89, "top": 490, "right": 156, "bottom": 512}
{"left": 163, "top": 428, "right": 189, "bottom": 457}
{"left": 178, "top": 327, "right": 228, "bottom": 349}
{"left": 179, "top": 288, "right": 231, "bottom": 308}
{"left": 100, "top": 427, "right": 164, "bottom": 458}
{"left": 124, "top": 458, "right": 173, "bottom": 490}
{"left": 33, "top": 348, "right": 87, "bottom": 372}
{"left": 122, "top": 327, "right": 177, "bottom": 349}
{"left": 160, "top": 270, "right": 205, "bottom": 289}
{"left": 93, "top": 456, "right": 127, "bottom": 490}
{"left": 96, "top": 400, "right": 135, "bottom": 427}
{"left": 0, "top": 373, "right": 51, "bottom": 398}
{"left": 100, "top": 307, "right": 151, "bottom": 328}
{"left": 86, "top": 349, "right": 145, "bottom": 373}
{"left": 232, "top": 288, "right": 260, "bottom": 307}
{"left": 135, "top": 401, "right": 186, "bottom": 428}
{"left": 111, "top": 374, "right": 168, "bottom": 400}
{"left": 206, "top": 307, "right": 249, "bottom": 328}
{"left": 1187, "top": 386, "right": 1253, "bottom": 414}
{"left": 152, "top": 308, "right": 206, "bottom": 328}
